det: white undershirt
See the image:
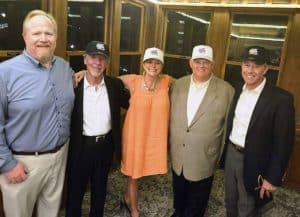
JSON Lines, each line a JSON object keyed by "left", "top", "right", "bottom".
{"left": 187, "top": 75, "right": 211, "bottom": 126}
{"left": 83, "top": 76, "right": 111, "bottom": 136}
{"left": 229, "top": 78, "right": 266, "bottom": 147}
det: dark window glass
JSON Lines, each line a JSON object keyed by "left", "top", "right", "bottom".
{"left": 164, "top": 57, "right": 191, "bottom": 79}
{"left": 224, "top": 64, "right": 278, "bottom": 86}
{"left": 165, "top": 11, "right": 211, "bottom": 56}
{"left": 67, "top": 1, "right": 105, "bottom": 51}
{"left": 120, "top": 3, "right": 141, "bottom": 51}
{"left": 0, "top": 56, "right": 13, "bottom": 63}
{"left": 69, "top": 55, "right": 84, "bottom": 72}
{"left": 119, "top": 55, "right": 140, "bottom": 75}
{"left": 228, "top": 14, "right": 288, "bottom": 67}
{"left": 0, "top": 0, "right": 41, "bottom": 50}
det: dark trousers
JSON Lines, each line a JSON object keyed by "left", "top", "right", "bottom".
{"left": 66, "top": 134, "right": 114, "bottom": 217}
{"left": 172, "top": 170, "right": 213, "bottom": 217}
{"left": 224, "top": 144, "right": 260, "bottom": 217}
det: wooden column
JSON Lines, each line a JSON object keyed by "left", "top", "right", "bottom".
{"left": 280, "top": 12, "right": 300, "bottom": 190}
{"left": 48, "top": 0, "right": 68, "bottom": 60}
{"left": 207, "top": 9, "right": 231, "bottom": 78}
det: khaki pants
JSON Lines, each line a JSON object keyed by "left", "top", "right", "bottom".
{"left": 0, "top": 142, "right": 68, "bottom": 217}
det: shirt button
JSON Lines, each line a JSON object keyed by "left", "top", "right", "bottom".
{"left": 186, "top": 128, "right": 189, "bottom": 132}
{"left": 183, "top": 144, "right": 185, "bottom": 147}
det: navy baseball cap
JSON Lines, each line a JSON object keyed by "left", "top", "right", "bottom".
{"left": 242, "top": 46, "right": 268, "bottom": 65}
{"left": 85, "top": 41, "right": 109, "bottom": 58}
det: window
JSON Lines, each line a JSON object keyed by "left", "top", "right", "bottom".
{"left": 0, "top": 0, "right": 41, "bottom": 51}
{"left": 119, "top": 2, "right": 144, "bottom": 75}
{"left": 164, "top": 10, "right": 211, "bottom": 78}
{"left": 120, "top": 3, "right": 141, "bottom": 52}
{"left": 225, "top": 13, "right": 289, "bottom": 85}
{"left": 67, "top": 0, "right": 105, "bottom": 51}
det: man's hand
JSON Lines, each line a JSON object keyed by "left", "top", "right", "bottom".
{"left": 259, "top": 179, "right": 277, "bottom": 199}
{"left": 4, "top": 162, "right": 28, "bottom": 184}
{"left": 73, "top": 70, "right": 85, "bottom": 87}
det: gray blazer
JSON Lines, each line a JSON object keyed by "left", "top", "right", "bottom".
{"left": 169, "top": 75, "right": 234, "bottom": 181}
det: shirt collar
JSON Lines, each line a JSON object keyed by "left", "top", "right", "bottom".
{"left": 190, "top": 74, "right": 212, "bottom": 89}
{"left": 23, "top": 50, "right": 56, "bottom": 67}
{"left": 84, "top": 75, "right": 105, "bottom": 90}
{"left": 243, "top": 78, "right": 266, "bottom": 94}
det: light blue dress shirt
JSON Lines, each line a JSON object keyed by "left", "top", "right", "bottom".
{"left": 0, "top": 50, "right": 75, "bottom": 172}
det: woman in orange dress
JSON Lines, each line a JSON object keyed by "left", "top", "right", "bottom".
{"left": 119, "top": 47, "right": 172, "bottom": 217}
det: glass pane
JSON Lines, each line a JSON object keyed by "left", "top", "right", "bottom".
{"left": 119, "top": 55, "right": 141, "bottom": 75}
{"left": 120, "top": 3, "right": 141, "bottom": 51}
{"left": 0, "top": 56, "right": 13, "bottom": 63}
{"left": 164, "top": 57, "right": 191, "bottom": 79}
{"left": 165, "top": 11, "right": 211, "bottom": 56}
{"left": 67, "top": 0, "right": 105, "bottom": 51}
{"left": 0, "top": 0, "right": 41, "bottom": 50}
{"left": 69, "top": 55, "right": 85, "bottom": 72}
{"left": 228, "top": 14, "right": 288, "bottom": 67}
{"left": 224, "top": 64, "right": 278, "bottom": 86}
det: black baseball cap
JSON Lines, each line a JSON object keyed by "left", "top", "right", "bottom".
{"left": 242, "top": 46, "right": 268, "bottom": 65}
{"left": 85, "top": 41, "right": 109, "bottom": 58}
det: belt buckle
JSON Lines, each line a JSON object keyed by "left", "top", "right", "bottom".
{"left": 95, "top": 135, "right": 104, "bottom": 142}
{"left": 233, "top": 143, "right": 244, "bottom": 153}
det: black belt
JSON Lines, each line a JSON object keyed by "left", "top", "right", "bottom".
{"left": 11, "top": 143, "right": 65, "bottom": 156}
{"left": 82, "top": 131, "right": 112, "bottom": 144}
{"left": 230, "top": 141, "right": 245, "bottom": 153}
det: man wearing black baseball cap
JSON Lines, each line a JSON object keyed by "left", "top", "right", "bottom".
{"left": 224, "top": 45, "right": 295, "bottom": 216}
{"left": 85, "top": 40, "right": 110, "bottom": 58}
{"left": 66, "top": 41, "right": 129, "bottom": 217}
{"left": 242, "top": 45, "right": 268, "bottom": 65}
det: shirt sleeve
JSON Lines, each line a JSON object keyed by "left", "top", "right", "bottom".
{"left": 0, "top": 75, "right": 18, "bottom": 172}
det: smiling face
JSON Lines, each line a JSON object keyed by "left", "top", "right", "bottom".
{"left": 84, "top": 54, "right": 108, "bottom": 81}
{"left": 189, "top": 58, "right": 214, "bottom": 83}
{"left": 241, "top": 60, "right": 268, "bottom": 90}
{"left": 22, "top": 15, "right": 57, "bottom": 65}
{"left": 142, "top": 59, "right": 163, "bottom": 77}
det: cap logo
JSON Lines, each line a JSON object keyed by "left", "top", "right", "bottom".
{"left": 150, "top": 49, "right": 158, "bottom": 56}
{"left": 96, "top": 43, "right": 105, "bottom": 51}
{"left": 198, "top": 47, "right": 207, "bottom": 54}
{"left": 249, "top": 48, "right": 258, "bottom": 56}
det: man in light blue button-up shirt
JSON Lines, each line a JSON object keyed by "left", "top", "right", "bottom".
{"left": 0, "top": 10, "right": 74, "bottom": 217}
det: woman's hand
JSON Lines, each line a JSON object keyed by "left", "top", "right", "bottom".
{"left": 73, "top": 70, "right": 86, "bottom": 87}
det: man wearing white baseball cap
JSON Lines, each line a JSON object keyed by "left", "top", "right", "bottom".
{"left": 169, "top": 45, "right": 234, "bottom": 217}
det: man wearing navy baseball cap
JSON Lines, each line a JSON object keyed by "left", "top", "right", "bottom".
{"left": 66, "top": 41, "right": 129, "bottom": 217}
{"left": 224, "top": 45, "right": 295, "bottom": 216}
{"left": 242, "top": 45, "right": 268, "bottom": 65}
{"left": 85, "top": 40, "right": 110, "bottom": 58}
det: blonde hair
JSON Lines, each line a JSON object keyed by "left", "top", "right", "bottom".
{"left": 22, "top": 10, "right": 57, "bottom": 34}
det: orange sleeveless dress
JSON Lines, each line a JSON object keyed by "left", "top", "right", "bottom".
{"left": 121, "top": 74, "right": 170, "bottom": 179}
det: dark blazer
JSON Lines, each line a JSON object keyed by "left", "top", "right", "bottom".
{"left": 68, "top": 76, "right": 129, "bottom": 171}
{"left": 225, "top": 81, "right": 295, "bottom": 194}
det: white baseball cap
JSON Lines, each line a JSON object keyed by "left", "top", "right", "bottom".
{"left": 191, "top": 45, "right": 213, "bottom": 62}
{"left": 143, "top": 47, "right": 164, "bottom": 64}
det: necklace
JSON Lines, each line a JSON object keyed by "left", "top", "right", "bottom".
{"left": 143, "top": 76, "right": 157, "bottom": 92}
